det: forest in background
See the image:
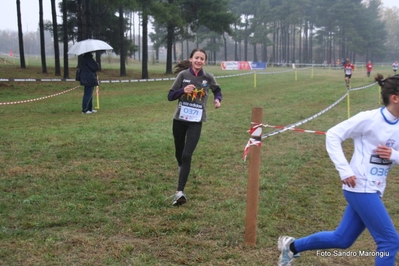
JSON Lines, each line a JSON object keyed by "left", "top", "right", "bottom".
{"left": 2, "top": 0, "right": 399, "bottom": 78}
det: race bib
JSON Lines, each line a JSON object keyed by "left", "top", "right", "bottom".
{"left": 179, "top": 105, "right": 203, "bottom": 122}
{"left": 366, "top": 154, "right": 392, "bottom": 182}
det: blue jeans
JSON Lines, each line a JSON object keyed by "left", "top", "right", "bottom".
{"left": 294, "top": 191, "right": 399, "bottom": 265}
{"left": 82, "top": 86, "right": 94, "bottom": 112}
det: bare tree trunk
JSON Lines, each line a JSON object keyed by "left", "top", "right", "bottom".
{"left": 62, "top": 0, "right": 69, "bottom": 78}
{"left": 81, "top": 0, "right": 91, "bottom": 39}
{"left": 166, "top": 0, "right": 174, "bottom": 75}
{"left": 239, "top": 40, "right": 242, "bottom": 61}
{"left": 292, "top": 24, "right": 296, "bottom": 63}
{"left": 93, "top": 4, "right": 102, "bottom": 70}
{"left": 309, "top": 23, "right": 313, "bottom": 63}
{"left": 180, "top": 41, "right": 183, "bottom": 61}
{"left": 328, "top": 31, "right": 332, "bottom": 65}
{"left": 298, "top": 23, "right": 303, "bottom": 63}
{"left": 244, "top": 16, "right": 248, "bottom": 61}
{"left": 186, "top": 26, "right": 190, "bottom": 59}
{"left": 253, "top": 43, "right": 257, "bottom": 62}
{"left": 173, "top": 42, "right": 177, "bottom": 62}
{"left": 141, "top": 4, "right": 149, "bottom": 79}
{"left": 39, "top": 0, "right": 47, "bottom": 73}
{"left": 138, "top": 13, "right": 142, "bottom": 61}
{"left": 212, "top": 37, "right": 216, "bottom": 65}
{"left": 276, "top": 23, "right": 280, "bottom": 64}
{"left": 272, "top": 21, "right": 276, "bottom": 64}
{"left": 77, "top": 0, "right": 82, "bottom": 42}
{"left": 51, "top": 0, "right": 61, "bottom": 76}
{"left": 234, "top": 24, "right": 238, "bottom": 61}
{"left": 76, "top": 0, "right": 83, "bottom": 68}
{"left": 166, "top": 23, "right": 174, "bottom": 74}
{"left": 303, "top": 21, "right": 308, "bottom": 63}
{"left": 261, "top": 39, "right": 267, "bottom": 63}
{"left": 223, "top": 33, "right": 227, "bottom": 61}
{"left": 16, "top": 0, "right": 26, "bottom": 68}
{"left": 119, "top": 6, "right": 126, "bottom": 76}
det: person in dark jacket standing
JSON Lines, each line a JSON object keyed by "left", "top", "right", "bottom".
{"left": 167, "top": 48, "right": 222, "bottom": 206}
{"left": 80, "top": 52, "right": 99, "bottom": 114}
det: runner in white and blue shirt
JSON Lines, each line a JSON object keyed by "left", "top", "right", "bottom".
{"left": 278, "top": 74, "right": 399, "bottom": 266}
{"left": 327, "top": 106, "right": 399, "bottom": 196}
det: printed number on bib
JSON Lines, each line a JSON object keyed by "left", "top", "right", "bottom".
{"left": 367, "top": 154, "right": 392, "bottom": 181}
{"left": 179, "top": 106, "right": 203, "bottom": 122}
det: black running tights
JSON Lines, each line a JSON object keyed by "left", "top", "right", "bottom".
{"left": 173, "top": 119, "right": 202, "bottom": 191}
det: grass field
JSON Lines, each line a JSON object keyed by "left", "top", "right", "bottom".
{"left": 1, "top": 61, "right": 399, "bottom": 265}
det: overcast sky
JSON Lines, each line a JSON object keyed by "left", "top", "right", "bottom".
{"left": 0, "top": 0, "right": 398, "bottom": 32}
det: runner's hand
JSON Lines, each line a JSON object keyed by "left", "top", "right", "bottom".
{"left": 375, "top": 145, "right": 392, "bottom": 159}
{"left": 342, "top": 176, "right": 356, "bottom": 188}
{"left": 184, "top": 85, "right": 195, "bottom": 94}
{"left": 214, "top": 99, "right": 221, "bottom": 109}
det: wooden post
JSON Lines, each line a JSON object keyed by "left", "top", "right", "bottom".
{"left": 244, "top": 107, "right": 263, "bottom": 246}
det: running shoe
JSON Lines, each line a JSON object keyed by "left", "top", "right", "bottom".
{"left": 172, "top": 191, "right": 187, "bottom": 206}
{"left": 278, "top": 236, "right": 298, "bottom": 266}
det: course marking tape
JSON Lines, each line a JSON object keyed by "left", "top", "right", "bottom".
{"left": 0, "top": 68, "right": 303, "bottom": 83}
{"left": 0, "top": 85, "right": 80, "bottom": 105}
{"left": 264, "top": 124, "right": 326, "bottom": 135}
{"left": 260, "top": 82, "right": 377, "bottom": 140}
{"left": 243, "top": 82, "right": 378, "bottom": 160}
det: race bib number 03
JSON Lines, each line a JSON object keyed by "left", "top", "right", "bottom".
{"left": 179, "top": 106, "right": 203, "bottom": 122}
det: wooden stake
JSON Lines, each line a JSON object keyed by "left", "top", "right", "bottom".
{"left": 244, "top": 107, "right": 263, "bottom": 246}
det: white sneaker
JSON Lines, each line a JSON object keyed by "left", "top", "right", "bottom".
{"left": 91, "top": 109, "right": 97, "bottom": 113}
{"left": 172, "top": 191, "right": 187, "bottom": 206}
{"left": 82, "top": 111, "right": 92, "bottom": 114}
{"left": 278, "top": 236, "right": 299, "bottom": 266}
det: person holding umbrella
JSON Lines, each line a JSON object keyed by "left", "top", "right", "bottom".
{"left": 68, "top": 39, "right": 113, "bottom": 114}
{"left": 80, "top": 52, "right": 99, "bottom": 114}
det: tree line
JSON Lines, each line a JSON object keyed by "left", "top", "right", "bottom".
{"left": 13, "top": 0, "right": 399, "bottom": 79}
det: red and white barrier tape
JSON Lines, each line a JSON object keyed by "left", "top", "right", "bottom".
{"left": 243, "top": 123, "right": 264, "bottom": 161}
{"left": 243, "top": 123, "right": 324, "bottom": 161}
{"left": 264, "top": 124, "right": 325, "bottom": 135}
{"left": 243, "top": 137, "right": 262, "bottom": 161}
{"left": 243, "top": 82, "right": 378, "bottom": 160}
{"left": 0, "top": 85, "right": 80, "bottom": 105}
